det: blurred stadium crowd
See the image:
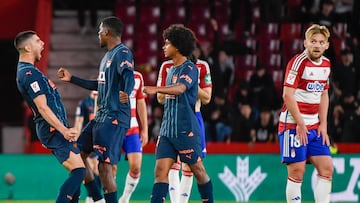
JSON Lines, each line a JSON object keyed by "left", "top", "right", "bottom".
{"left": 14, "top": 0, "right": 360, "bottom": 153}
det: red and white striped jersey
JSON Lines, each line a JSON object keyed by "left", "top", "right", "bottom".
{"left": 157, "top": 59, "right": 212, "bottom": 89}
{"left": 126, "top": 71, "right": 146, "bottom": 136}
{"left": 278, "top": 51, "right": 331, "bottom": 132}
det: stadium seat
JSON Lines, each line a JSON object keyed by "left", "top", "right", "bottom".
{"left": 257, "top": 23, "right": 280, "bottom": 40}
{"left": 234, "top": 54, "right": 257, "bottom": 70}
{"left": 115, "top": 5, "right": 136, "bottom": 24}
{"left": 280, "top": 23, "right": 302, "bottom": 41}
{"left": 333, "top": 22, "right": 349, "bottom": 39}
{"left": 281, "top": 38, "right": 303, "bottom": 65}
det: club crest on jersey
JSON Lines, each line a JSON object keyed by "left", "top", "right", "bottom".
{"left": 106, "top": 60, "right": 112, "bottom": 68}
{"left": 306, "top": 81, "right": 325, "bottom": 91}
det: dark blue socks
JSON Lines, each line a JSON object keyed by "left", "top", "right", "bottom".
{"left": 56, "top": 167, "right": 86, "bottom": 203}
{"left": 198, "top": 180, "right": 214, "bottom": 203}
{"left": 150, "top": 182, "right": 169, "bottom": 203}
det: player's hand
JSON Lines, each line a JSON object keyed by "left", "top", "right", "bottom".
{"left": 57, "top": 67, "right": 72, "bottom": 82}
{"left": 140, "top": 130, "right": 148, "bottom": 147}
{"left": 143, "top": 86, "right": 157, "bottom": 95}
{"left": 296, "top": 123, "right": 309, "bottom": 146}
{"left": 119, "top": 91, "right": 129, "bottom": 103}
{"left": 318, "top": 123, "right": 330, "bottom": 146}
{"left": 63, "top": 128, "right": 78, "bottom": 142}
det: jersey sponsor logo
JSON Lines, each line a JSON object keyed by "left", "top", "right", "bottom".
{"left": 179, "top": 149, "right": 194, "bottom": 154}
{"left": 165, "top": 94, "right": 175, "bottom": 99}
{"left": 98, "top": 72, "right": 106, "bottom": 84}
{"left": 180, "top": 74, "right": 193, "bottom": 84}
{"left": 306, "top": 81, "right": 326, "bottom": 92}
{"left": 286, "top": 71, "right": 297, "bottom": 85}
{"left": 30, "top": 81, "right": 40, "bottom": 93}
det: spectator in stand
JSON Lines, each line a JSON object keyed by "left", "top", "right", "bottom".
{"left": 259, "top": 0, "right": 282, "bottom": 23}
{"left": 331, "top": 49, "right": 358, "bottom": 98}
{"left": 313, "top": 0, "right": 339, "bottom": 63}
{"left": 148, "top": 99, "right": 163, "bottom": 143}
{"left": 230, "top": 102, "right": 256, "bottom": 142}
{"left": 233, "top": 80, "right": 251, "bottom": 107}
{"left": 248, "top": 62, "right": 281, "bottom": 114}
{"left": 202, "top": 92, "right": 232, "bottom": 142}
{"left": 342, "top": 103, "right": 360, "bottom": 142}
{"left": 250, "top": 107, "right": 277, "bottom": 143}
{"left": 77, "top": 0, "right": 98, "bottom": 35}
{"left": 228, "top": 0, "right": 252, "bottom": 37}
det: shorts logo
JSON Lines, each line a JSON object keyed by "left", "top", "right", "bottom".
{"left": 30, "top": 81, "right": 40, "bottom": 93}
{"left": 188, "top": 132, "right": 194, "bottom": 137}
{"left": 112, "top": 119, "right": 119, "bottom": 125}
{"left": 291, "top": 148, "right": 296, "bottom": 158}
{"left": 186, "top": 154, "right": 192, "bottom": 159}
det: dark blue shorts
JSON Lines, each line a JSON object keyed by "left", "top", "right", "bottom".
{"left": 77, "top": 120, "right": 96, "bottom": 154}
{"left": 36, "top": 121, "right": 80, "bottom": 163}
{"left": 92, "top": 116, "right": 127, "bottom": 164}
{"left": 156, "top": 132, "right": 202, "bottom": 165}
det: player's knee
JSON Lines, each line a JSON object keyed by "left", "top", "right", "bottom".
{"left": 73, "top": 167, "right": 86, "bottom": 180}
{"left": 129, "top": 166, "right": 141, "bottom": 175}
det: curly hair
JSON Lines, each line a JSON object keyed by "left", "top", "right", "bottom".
{"left": 163, "top": 24, "right": 197, "bottom": 57}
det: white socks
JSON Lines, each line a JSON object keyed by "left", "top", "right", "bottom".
{"left": 179, "top": 170, "right": 193, "bottom": 203}
{"left": 168, "top": 163, "right": 180, "bottom": 203}
{"left": 118, "top": 172, "right": 140, "bottom": 203}
{"left": 286, "top": 178, "right": 302, "bottom": 203}
{"left": 168, "top": 162, "right": 194, "bottom": 203}
{"left": 314, "top": 175, "right": 332, "bottom": 203}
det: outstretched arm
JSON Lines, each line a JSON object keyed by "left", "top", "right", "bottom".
{"left": 144, "top": 83, "right": 187, "bottom": 95}
{"left": 58, "top": 67, "right": 98, "bottom": 90}
{"left": 33, "top": 94, "right": 77, "bottom": 141}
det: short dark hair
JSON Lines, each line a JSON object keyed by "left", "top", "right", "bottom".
{"left": 101, "top": 16, "right": 123, "bottom": 36}
{"left": 14, "top": 30, "right": 36, "bottom": 51}
{"left": 163, "top": 24, "right": 196, "bottom": 57}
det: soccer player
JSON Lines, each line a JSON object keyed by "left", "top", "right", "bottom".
{"left": 278, "top": 24, "right": 333, "bottom": 203}
{"left": 15, "top": 30, "right": 86, "bottom": 202}
{"left": 144, "top": 24, "right": 214, "bottom": 203}
{"left": 157, "top": 56, "right": 212, "bottom": 203}
{"left": 74, "top": 91, "right": 104, "bottom": 203}
{"left": 117, "top": 70, "right": 148, "bottom": 203}
{"left": 58, "top": 16, "right": 135, "bottom": 203}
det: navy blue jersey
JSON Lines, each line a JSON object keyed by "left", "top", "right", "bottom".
{"left": 16, "top": 62, "right": 68, "bottom": 126}
{"left": 75, "top": 96, "right": 95, "bottom": 127}
{"left": 95, "top": 43, "right": 134, "bottom": 128}
{"left": 160, "top": 60, "right": 199, "bottom": 138}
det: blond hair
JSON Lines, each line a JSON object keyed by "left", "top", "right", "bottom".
{"left": 305, "top": 24, "right": 330, "bottom": 40}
